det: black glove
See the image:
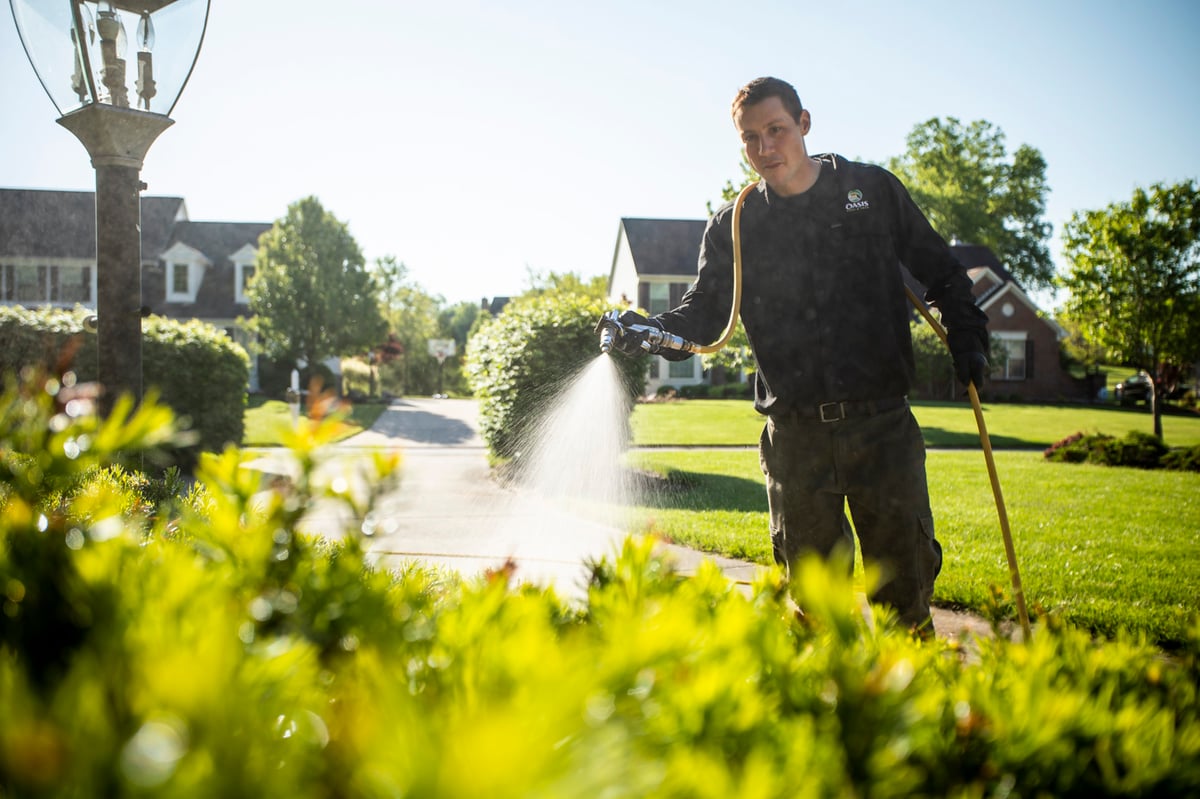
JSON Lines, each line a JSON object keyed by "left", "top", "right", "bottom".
{"left": 610, "top": 310, "right": 664, "bottom": 357}
{"left": 953, "top": 351, "right": 988, "bottom": 389}
{"left": 947, "top": 329, "right": 988, "bottom": 389}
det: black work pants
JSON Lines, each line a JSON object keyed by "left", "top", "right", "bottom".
{"left": 758, "top": 402, "right": 942, "bottom": 630}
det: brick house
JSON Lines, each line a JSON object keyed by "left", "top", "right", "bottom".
{"left": 0, "top": 187, "right": 270, "bottom": 389}
{"left": 607, "top": 217, "right": 1089, "bottom": 401}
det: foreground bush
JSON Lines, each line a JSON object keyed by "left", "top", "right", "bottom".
{"left": 2, "top": 375, "right": 1199, "bottom": 797}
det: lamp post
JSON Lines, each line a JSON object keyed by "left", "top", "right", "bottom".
{"left": 10, "top": 0, "right": 210, "bottom": 412}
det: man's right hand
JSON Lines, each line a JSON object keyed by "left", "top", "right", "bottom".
{"left": 597, "top": 310, "right": 664, "bottom": 356}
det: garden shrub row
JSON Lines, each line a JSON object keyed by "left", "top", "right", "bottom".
{"left": 2, "top": 374, "right": 1199, "bottom": 797}
{"left": 1044, "top": 429, "right": 1200, "bottom": 471}
{"left": 0, "top": 305, "right": 247, "bottom": 465}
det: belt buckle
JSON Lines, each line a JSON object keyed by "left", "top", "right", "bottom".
{"left": 819, "top": 401, "right": 846, "bottom": 423}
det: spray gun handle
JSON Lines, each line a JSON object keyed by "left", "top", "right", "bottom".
{"left": 640, "top": 325, "right": 697, "bottom": 354}
{"left": 597, "top": 309, "right": 700, "bottom": 355}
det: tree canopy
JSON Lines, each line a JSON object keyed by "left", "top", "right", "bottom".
{"left": 522, "top": 268, "right": 609, "bottom": 301}
{"left": 248, "top": 196, "right": 386, "bottom": 368}
{"left": 886, "top": 118, "right": 1054, "bottom": 291}
{"left": 373, "top": 255, "right": 446, "bottom": 395}
{"left": 1059, "top": 179, "right": 1200, "bottom": 438}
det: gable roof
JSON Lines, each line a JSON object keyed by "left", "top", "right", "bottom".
{"left": 950, "top": 243, "right": 1022, "bottom": 289}
{"left": 0, "top": 188, "right": 185, "bottom": 260}
{"left": 619, "top": 218, "right": 706, "bottom": 278}
{"left": 167, "top": 221, "right": 272, "bottom": 264}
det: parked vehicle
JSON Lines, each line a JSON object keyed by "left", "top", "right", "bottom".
{"left": 1114, "top": 372, "right": 1152, "bottom": 404}
{"left": 1113, "top": 370, "right": 1192, "bottom": 405}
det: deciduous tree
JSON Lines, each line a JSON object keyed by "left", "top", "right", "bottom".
{"left": 887, "top": 118, "right": 1054, "bottom": 291}
{"left": 374, "top": 256, "right": 443, "bottom": 394}
{"left": 249, "top": 197, "right": 386, "bottom": 374}
{"left": 1060, "top": 180, "right": 1200, "bottom": 439}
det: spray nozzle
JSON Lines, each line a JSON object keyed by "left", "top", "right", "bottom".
{"left": 596, "top": 310, "right": 621, "bottom": 354}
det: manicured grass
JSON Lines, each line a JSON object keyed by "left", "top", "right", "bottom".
{"left": 631, "top": 399, "right": 1200, "bottom": 448}
{"left": 242, "top": 395, "right": 387, "bottom": 446}
{"left": 624, "top": 448, "right": 1200, "bottom": 646}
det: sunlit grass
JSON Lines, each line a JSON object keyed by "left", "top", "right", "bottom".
{"left": 624, "top": 448, "right": 1200, "bottom": 646}
{"left": 242, "top": 395, "right": 387, "bottom": 446}
{"left": 631, "top": 399, "right": 1200, "bottom": 448}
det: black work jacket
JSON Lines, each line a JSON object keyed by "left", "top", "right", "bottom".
{"left": 656, "top": 154, "right": 989, "bottom": 416}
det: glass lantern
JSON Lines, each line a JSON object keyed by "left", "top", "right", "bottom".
{"left": 10, "top": 0, "right": 211, "bottom": 118}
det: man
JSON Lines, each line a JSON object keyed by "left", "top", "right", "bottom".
{"left": 607, "top": 77, "right": 989, "bottom": 633}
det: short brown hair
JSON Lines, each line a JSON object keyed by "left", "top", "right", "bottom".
{"left": 732, "top": 77, "right": 803, "bottom": 123}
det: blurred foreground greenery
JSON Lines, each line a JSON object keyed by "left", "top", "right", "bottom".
{"left": 3, "top": 373, "right": 1199, "bottom": 797}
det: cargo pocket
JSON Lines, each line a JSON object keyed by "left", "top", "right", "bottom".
{"left": 918, "top": 514, "right": 942, "bottom": 586}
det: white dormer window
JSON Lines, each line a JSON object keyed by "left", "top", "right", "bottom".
{"left": 159, "top": 242, "right": 209, "bottom": 304}
{"left": 231, "top": 243, "right": 259, "bottom": 305}
{"left": 170, "top": 263, "right": 190, "bottom": 296}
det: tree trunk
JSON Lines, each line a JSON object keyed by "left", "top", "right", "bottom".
{"left": 1152, "top": 383, "right": 1164, "bottom": 440}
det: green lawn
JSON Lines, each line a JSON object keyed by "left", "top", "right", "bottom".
{"left": 624, "top": 448, "right": 1200, "bottom": 646}
{"left": 632, "top": 398, "right": 1200, "bottom": 448}
{"left": 242, "top": 395, "right": 387, "bottom": 446}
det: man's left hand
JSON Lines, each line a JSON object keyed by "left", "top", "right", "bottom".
{"left": 953, "top": 351, "right": 988, "bottom": 389}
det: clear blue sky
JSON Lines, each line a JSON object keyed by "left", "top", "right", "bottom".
{"left": 3, "top": 0, "right": 1198, "bottom": 308}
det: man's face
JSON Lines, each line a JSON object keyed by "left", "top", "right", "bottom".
{"left": 734, "top": 96, "right": 812, "bottom": 196}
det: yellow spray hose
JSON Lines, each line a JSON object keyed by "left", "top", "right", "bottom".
{"left": 687, "top": 181, "right": 758, "bottom": 354}
{"left": 717, "top": 180, "right": 1032, "bottom": 639}
{"left": 904, "top": 286, "right": 1033, "bottom": 640}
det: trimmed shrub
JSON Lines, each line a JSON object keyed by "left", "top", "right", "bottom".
{"left": 1089, "top": 430, "right": 1168, "bottom": 469}
{"left": 1043, "top": 431, "right": 1099, "bottom": 463}
{"left": 141, "top": 316, "right": 249, "bottom": 459}
{"left": 465, "top": 293, "right": 647, "bottom": 457}
{"left": 1163, "top": 444, "right": 1200, "bottom": 472}
{"left": 1044, "top": 430, "right": 1175, "bottom": 470}
{"left": 0, "top": 306, "right": 247, "bottom": 463}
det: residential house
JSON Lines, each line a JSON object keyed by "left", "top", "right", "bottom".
{"left": 0, "top": 187, "right": 270, "bottom": 389}
{"left": 608, "top": 218, "right": 710, "bottom": 394}
{"left": 942, "top": 244, "right": 1091, "bottom": 402}
{"left": 607, "top": 217, "right": 1089, "bottom": 401}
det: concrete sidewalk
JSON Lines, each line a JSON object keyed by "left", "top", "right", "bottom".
{"left": 290, "top": 397, "right": 993, "bottom": 638}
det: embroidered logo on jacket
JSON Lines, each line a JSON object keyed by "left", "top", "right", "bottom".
{"left": 845, "top": 189, "right": 870, "bottom": 212}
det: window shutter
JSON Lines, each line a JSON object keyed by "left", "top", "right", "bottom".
{"left": 669, "top": 282, "right": 687, "bottom": 307}
{"left": 1025, "top": 339, "right": 1035, "bottom": 380}
{"left": 637, "top": 282, "right": 649, "bottom": 311}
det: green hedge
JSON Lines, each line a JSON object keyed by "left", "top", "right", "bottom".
{"left": 0, "top": 305, "right": 247, "bottom": 462}
{"left": 2, "top": 376, "right": 1199, "bottom": 797}
{"left": 465, "top": 293, "right": 647, "bottom": 457}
